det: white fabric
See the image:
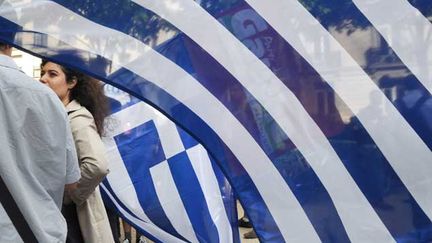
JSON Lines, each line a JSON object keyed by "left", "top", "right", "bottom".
{"left": 0, "top": 54, "right": 80, "bottom": 242}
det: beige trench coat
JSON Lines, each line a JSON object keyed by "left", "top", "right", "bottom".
{"left": 66, "top": 100, "right": 114, "bottom": 243}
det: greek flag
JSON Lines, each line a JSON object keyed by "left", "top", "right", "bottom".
{"left": 100, "top": 90, "right": 239, "bottom": 243}
{"left": 1, "top": 0, "right": 431, "bottom": 242}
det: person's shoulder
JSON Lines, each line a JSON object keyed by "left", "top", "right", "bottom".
{"left": 0, "top": 66, "right": 66, "bottom": 115}
{"left": 67, "top": 100, "right": 92, "bottom": 119}
{"left": 70, "top": 107, "right": 93, "bottom": 122}
{"left": 68, "top": 101, "right": 95, "bottom": 130}
{"left": 0, "top": 65, "right": 52, "bottom": 94}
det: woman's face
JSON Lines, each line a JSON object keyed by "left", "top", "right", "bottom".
{"left": 40, "top": 62, "right": 75, "bottom": 106}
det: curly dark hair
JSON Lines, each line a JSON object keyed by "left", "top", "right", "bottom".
{"left": 41, "top": 60, "right": 108, "bottom": 136}
{"left": 0, "top": 43, "right": 7, "bottom": 51}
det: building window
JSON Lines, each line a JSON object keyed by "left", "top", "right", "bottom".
{"left": 33, "top": 67, "right": 41, "bottom": 79}
{"left": 33, "top": 34, "right": 47, "bottom": 47}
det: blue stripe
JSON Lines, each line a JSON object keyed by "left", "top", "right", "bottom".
{"left": 168, "top": 151, "right": 220, "bottom": 243}
{"left": 47, "top": 2, "right": 351, "bottom": 241}
{"left": 0, "top": 18, "right": 19, "bottom": 44}
{"left": 408, "top": 1, "right": 432, "bottom": 22}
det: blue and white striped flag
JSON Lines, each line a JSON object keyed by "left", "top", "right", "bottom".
{"left": 100, "top": 91, "right": 239, "bottom": 243}
{"left": 1, "top": 0, "right": 431, "bottom": 242}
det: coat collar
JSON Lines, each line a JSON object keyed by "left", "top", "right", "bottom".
{"left": 0, "top": 54, "right": 23, "bottom": 72}
{"left": 66, "top": 100, "right": 82, "bottom": 113}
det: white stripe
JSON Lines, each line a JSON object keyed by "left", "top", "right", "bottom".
{"left": 150, "top": 161, "right": 199, "bottom": 243}
{"left": 100, "top": 184, "right": 186, "bottom": 243}
{"left": 246, "top": 0, "right": 432, "bottom": 224}
{"left": 0, "top": 1, "right": 321, "bottom": 241}
{"left": 187, "top": 145, "right": 234, "bottom": 243}
{"left": 131, "top": 0, "right": 394, "bottom": 242}
{"left": 106, "top": 102, "right": 156, "bottom": 136}
{"left": 352, "top": 0, "right": 432, "bottom": 94}
{"left": 152, "top": 115, "right": 185, "bottom": 159}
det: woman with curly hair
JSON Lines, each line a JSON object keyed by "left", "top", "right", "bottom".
{"left": 40, "top": 59, "right": 114, "bottom": 243}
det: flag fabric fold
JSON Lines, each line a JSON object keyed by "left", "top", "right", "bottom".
{"left": 0, "top": 0, "right": 431, "bottom": 242}
{"left": 101, "top": 93, "right": 239, "bottom": 243}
